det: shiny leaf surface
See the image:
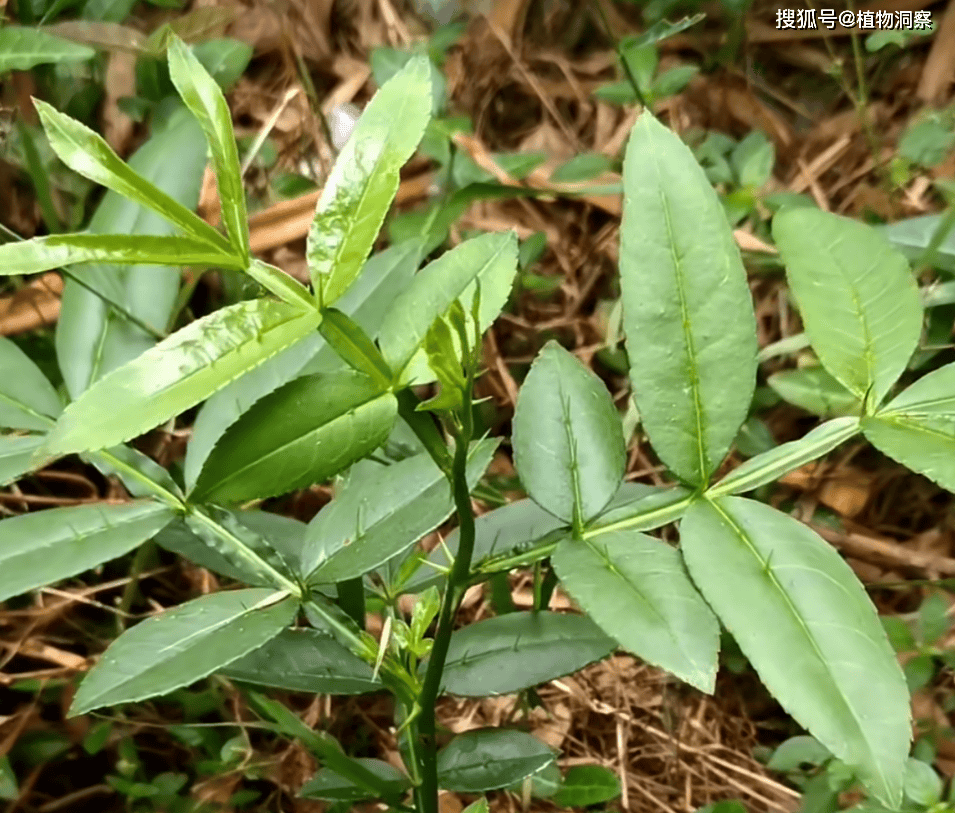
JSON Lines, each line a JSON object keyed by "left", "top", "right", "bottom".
{"left": 222, "top": 628, "right": 381, "bottom": 694}
{"left": 305, "top": 439, "right": 498, "bottom": 583}
{"left": 441, "top": 612, "right": 615, "bottom": 696}
{"left": 437, "top": 730, "right": 555, "bottom": 793}
{"left": 307, "top": 56, "right": 431, "bottom": 305}
{"left": 70, "top": 588, "right": 297, "bottom": 715}
{"left": 46, "top": 299, "right": 320, "bottom": 455}
{"left": 378, "top": 231, "right": 518, "bottom": 379}
{"left": 190, "top": 371, "right": 396, "bottom": 504}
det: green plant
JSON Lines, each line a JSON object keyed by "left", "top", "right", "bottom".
{"left": 4, "top": 32, "right": 954, "bottom": 813}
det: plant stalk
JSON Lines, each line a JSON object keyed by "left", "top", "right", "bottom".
{"left": 413, "top": 393, "right": 476, "bottom": 813}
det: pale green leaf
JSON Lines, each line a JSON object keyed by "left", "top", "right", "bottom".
{"left": 863, "top": 361, "right": 955, "bottom": 493}
{"left": 45, "top": 299, "right": 320, "bottom": 455}
{"left": 512, "top": 341, "right": 625, "bottom": 524}
{"left": 769, "top": 367, "right": 861, "bottom": 418}
{"left": 619, "top": 112, "right": 758, "bottom": 485}
{"left": 33, "top": 100, "right": 231, "bottom": 251}
{"left": 70, "top": 588, "right": 297, "bottom": 715}
{"left": 551, "top": 766, "right": 621, "bottom": 808}
{"left": 773, "top": 208, "right": 922, "bottom": 406}
{"left": 168, "top": 36, "right": 249, "bottom": 262}
{"left": 0, "top": 434, "right": 46, "bottom": 486}
{"left": 0, "top": 501, "right": 175, "bottom": 602}
{"left": 0, "top": 26, "right": 94, "bottom": 73}
{"left": 190, "top": 371, "right": 396, "bottom": 504}
{"left": 378, "top": 231, "right": 518, "bottom": 379}
{"left": 0, "top": 233, "right": 242, "bottom": 275}
{"left": 0, "top": 336, "right": 62, "bottom": 432}
{"left": 680, "top": 496, "right": 910, "bottom": 806}
{"left": 553, "top": 530, "right": 719, "bottom": 692}
{"left": 709, "top": 417, "right": 860, "bottom": 497}
{"left": 246, "top": 259, "right": 315, "bottom": 310}
{"left": 307, "top": 56, "right": 432, "bottom": 305}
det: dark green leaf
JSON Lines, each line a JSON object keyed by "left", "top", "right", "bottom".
{"left": 70, "top": 588, "right": 297, "bottom": 715}
{"left": 620, "top": 113, "right": 757, "bottom": 485}
{"left": 680, "top": 496, "right": 910, "bottom": 806}
{"left": 184, "top": 240, "right": 422, "bottom": 489}
{"left": 553, "top": 530, "right": 719, "bottom": 692}
{"left": 436, "top": 729, "right": 555, "bottom": 793}
{"left": 0, "top": 501, "right": 175, "bottom": 602}
{"left": 441, "top": 612, "right": 615, "bottom": 696}
{"left": 189, "top": 371, "right": 397, "bottom": 504}
{"left": 222, "top": 628, "right": 381, "bottom": 694}
{"left": 300, "top": 759, "right": 410, "bottom": 802}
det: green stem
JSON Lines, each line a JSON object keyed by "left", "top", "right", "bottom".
{"left": 397, "top": 390, "right": 453, "bottom": 474}
{"left": 414, "top": 394, "right": 476, "bottom": 813}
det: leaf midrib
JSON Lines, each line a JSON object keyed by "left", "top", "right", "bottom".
{"left": 650, "top": 137, "right": 707, "bottom": 482}
{"left": 706, "top": 497, "right": 886, "bottom": 790}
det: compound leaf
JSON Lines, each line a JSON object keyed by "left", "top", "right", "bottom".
{"left": 70, "top": 588, "right": 297, "bottom": 716}
{"left": 681, "top": 496, "right": 910, "bottom": 806}
{"left": 512, "top": 341, "right": 625, "bottom": 524}
{"left": 619, "top": 112, "right": 758, "bottom": 485}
